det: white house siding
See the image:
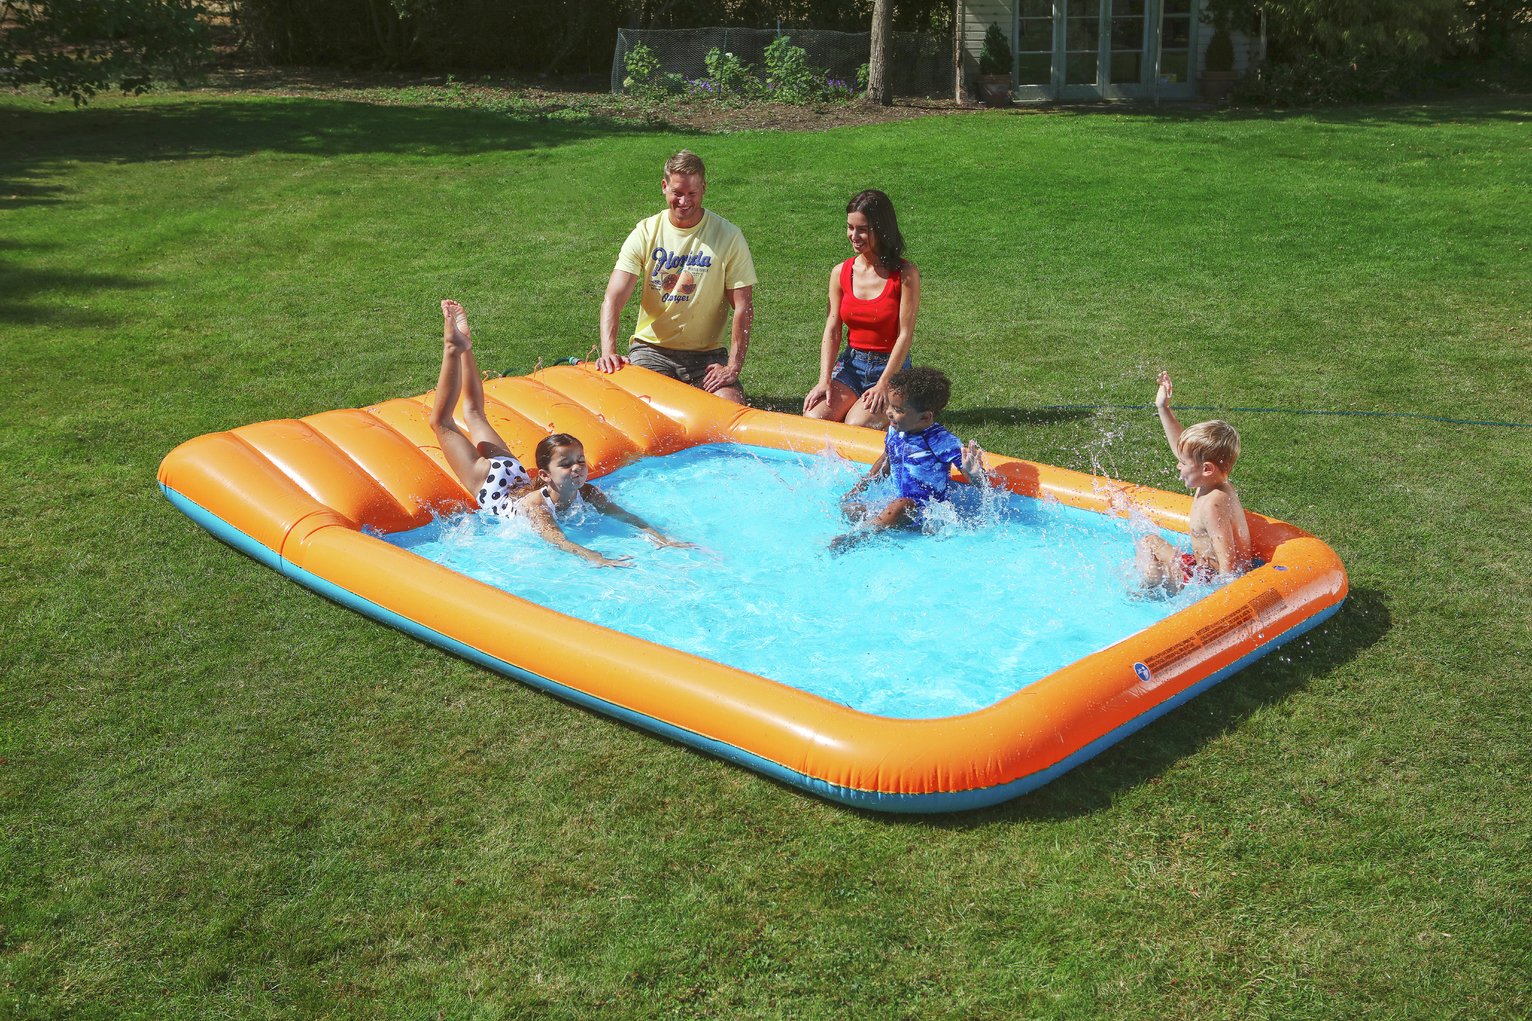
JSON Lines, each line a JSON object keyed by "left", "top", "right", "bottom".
{"left": 958, "top": 0, "right": 1017, "bottom": 80}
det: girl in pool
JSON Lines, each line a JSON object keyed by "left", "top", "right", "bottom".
{"left": 802, "top": 189, "right": 921, "bottom": 428}
{"left": 429, "top": 300, "right": 691, "bottom": 567}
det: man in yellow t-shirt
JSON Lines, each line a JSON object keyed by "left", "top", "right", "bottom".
{"left": 596, "top": 150, "right": 756, "bottom": 404}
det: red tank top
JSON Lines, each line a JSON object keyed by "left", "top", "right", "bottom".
{"left": 839, "top": 257, "right": 902, "bottom": 353}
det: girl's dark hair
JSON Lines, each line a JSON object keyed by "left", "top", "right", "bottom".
{"left": 535, "top": 432, "right": 583, "bottom": 471}
{"left": 846, "top": 189, "right": 905, "bottom": 273}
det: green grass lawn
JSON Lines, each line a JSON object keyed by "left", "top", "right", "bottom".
{"left": 2, "top": 88, "right": 1528, "bottom": 1019}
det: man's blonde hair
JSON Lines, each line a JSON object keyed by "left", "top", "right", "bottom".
{"left": 664, "top": 149, "right": 706, "bottom": 180}
{"left": 1179, "top": 420, "right": 1241, "bottom": 472}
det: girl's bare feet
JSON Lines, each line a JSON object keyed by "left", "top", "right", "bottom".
{"left": 440, "top": 299, "right": 471, "bottom": 352}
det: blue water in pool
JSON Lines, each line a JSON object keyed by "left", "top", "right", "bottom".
{"left": 384, "top": 443, "right": 1204, "bottom": 719}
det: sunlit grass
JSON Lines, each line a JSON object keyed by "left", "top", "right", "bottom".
{"left": 2, "top": 89, "right": 1528, "bottom": 1019}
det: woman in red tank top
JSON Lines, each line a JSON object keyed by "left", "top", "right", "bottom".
{"left": 802, "top": 189, "right": 921, "bottom": 428}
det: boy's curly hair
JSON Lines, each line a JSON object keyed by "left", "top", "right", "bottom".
{"left": 888, "top": 366, "right": 952, "bottom": 416}
{"left": 1179, "top": 420, "right": 1241, "bottom": 472}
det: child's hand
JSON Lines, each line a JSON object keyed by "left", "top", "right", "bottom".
{"left": 1155, "top": 370, "right": 1173, "bottom": 410}
{"left": 961, "top": 439, "right": 987, "bottom": 481}
{"left": 1105, "top": 485, "right": 1134, "bottom": 516}
{"left": 587, "top": 551, "right": 634, "bottom": 568}
{"left": 645, "top": 531, "right": 696, "bottom": 550}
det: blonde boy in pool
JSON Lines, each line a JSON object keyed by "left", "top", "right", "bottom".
{"left": 1131, "top": 370, "right": 1256, "bottom": 594}
{"left": 429, "top": 300, "right": 691, "bottom": 567}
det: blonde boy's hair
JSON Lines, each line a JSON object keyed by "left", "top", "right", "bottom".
{"left": 664, "top": 149, "right": 706, "bottom": 180}
{"left": 1179, "top": 420, "right": 1241, "bottom": 472}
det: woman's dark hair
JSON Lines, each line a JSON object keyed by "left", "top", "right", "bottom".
{"left": 846, "top": 189, "right": 905, "bottom": 273}
{"left": 535, "top": 432, "right": 583, "bottom": 471}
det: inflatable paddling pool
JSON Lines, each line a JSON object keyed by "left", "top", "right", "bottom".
{"left": 158, "top": 365, "right": 1347, "bottom": 812}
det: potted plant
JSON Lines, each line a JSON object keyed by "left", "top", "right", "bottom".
{"left": 1201, "top": 26, "right": 1237, "bottom": 102}
{"left": 1200, "top": 0, "right": 1251, "bottom": 103}
{"left": 976, "top": 22, "right": 1012, "bottom": 107}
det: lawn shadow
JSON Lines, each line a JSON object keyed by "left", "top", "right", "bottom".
{"left": 1040, "top": 93, "right": 1531, "bottom": 128}
{"left": 0, "top": 176, "right": 66, "bottom": 210}
{"left": 896, "top": 585, "right": 1392, "bottom": 829}
{"left": 736, "top": 403, "right": 1101, "bottom": 425}
{"left": 1, "top": 98, "right": 689, "bottom": 174}
{"left": 749, "top": 394, "right": 809, "bottom": 416}
{"left": 0, "top": 243, "right": 151, "bottom": 326}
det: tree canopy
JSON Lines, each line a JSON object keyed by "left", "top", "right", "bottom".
{"left": 1, "top": 0, "right": 213, "bottom": 104}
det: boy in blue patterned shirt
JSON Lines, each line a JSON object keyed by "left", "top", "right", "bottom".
{"left": 830, "top": 366, "right": 987, "bottom": 553}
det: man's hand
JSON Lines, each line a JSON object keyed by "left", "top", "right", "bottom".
{"left": 702, "top": 362, "right": 740, "bottom": 394}
{"left": 595, "top": 352, "right": 628, "bottom": 374}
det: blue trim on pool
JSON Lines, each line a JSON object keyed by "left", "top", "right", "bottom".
{"left": 161, "top": 483, "right": 1344, "bottom": 814}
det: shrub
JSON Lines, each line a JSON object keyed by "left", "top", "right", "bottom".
{"left": 621, "top": 41, "right": 661, "bottom": 94}
{"left": 978, "top": 22, "right": 1012, "bottom": 76}
{"left": 702, "top": 48, "right": 756, "bottom": 98}
{"left": 763, "top": 35, "right": 834, "bottom": 103}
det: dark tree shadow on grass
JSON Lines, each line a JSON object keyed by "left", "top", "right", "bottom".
{"left": 897, "top": 585, "right": 1393, "bottom": 828}
{"left": 0, "top": 245, "right": 150, "bottom": 327}
{"left": 1034, "top": 94, "right": 1530, "bottom": 128}
{"left": 737, "top": 403, "right": 1100, "bottom": 426}
{"left": 1, "top": 98, "right": 692, "bottom": 172}
{"left": 0, "top": 178, "right": 66, "bottom": 210}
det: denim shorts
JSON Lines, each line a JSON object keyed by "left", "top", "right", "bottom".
{"left": 832, "top": 346, "right": 911, "bottom": 396}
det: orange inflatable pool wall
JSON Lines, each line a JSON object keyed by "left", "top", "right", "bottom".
{"left": 159, "top": 365, "right": 1348, "bottom": 813}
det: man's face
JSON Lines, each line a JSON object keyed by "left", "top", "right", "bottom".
{"left": 662, "top": 172, "right": 706, "bottom": 228}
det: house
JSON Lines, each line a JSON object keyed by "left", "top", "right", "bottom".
{"left": 956, "top": 0, "right": 1256, "bottom": 102}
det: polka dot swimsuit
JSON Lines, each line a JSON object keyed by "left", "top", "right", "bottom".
{"left": 477, "top": 455, "right": 532, "bottom": 518}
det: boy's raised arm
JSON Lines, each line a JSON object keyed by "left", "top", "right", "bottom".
{"left": 1155, "top": 370, "right": 1184, "bottom": 454}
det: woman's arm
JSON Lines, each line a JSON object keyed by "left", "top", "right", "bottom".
{"left": 803, "top": 267, "right": 845, "bottom": 413}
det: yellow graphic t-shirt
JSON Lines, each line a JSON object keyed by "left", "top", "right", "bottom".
{"left": 615, "top": 210, "right": 757, "bottom": 352}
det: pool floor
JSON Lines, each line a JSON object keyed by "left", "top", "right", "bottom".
{"left": 385, "top": 443, "right": 1201, "bottom": 719}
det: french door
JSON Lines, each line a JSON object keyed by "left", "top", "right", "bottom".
{"left": 1011, "top": 0, "right": 1199, "bottom": 101}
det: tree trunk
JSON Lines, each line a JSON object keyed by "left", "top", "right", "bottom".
{"left": 953, "top": 0, "right": 966, "bottom": 103}
{"left": 866, "top": 0, "right": 892, "bottom": 106}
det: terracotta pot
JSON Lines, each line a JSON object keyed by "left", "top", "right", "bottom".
{"left": 1201, "top": 70, "right": 1238, "bottom": 103}
{"left": 977, "top": 73, "right": 1012, "bottom": 108}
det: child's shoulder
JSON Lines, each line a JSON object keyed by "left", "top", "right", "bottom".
{"left": 1196, "top": 482, "right": 1242, "bottom": 514}
{"left": 928, "top": 421, "right": 963, "bottom": 450}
